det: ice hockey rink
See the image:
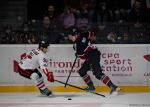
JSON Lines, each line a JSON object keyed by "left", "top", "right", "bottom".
{"left": 0, "top": 45, "right": 150, "bottom": 107}
{"left": 0, "top": 92, "right": 150, "bottom": 107}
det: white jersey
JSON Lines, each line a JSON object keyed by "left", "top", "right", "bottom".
{"left": 19, "top": 48, "right": 49, "bottom": 75}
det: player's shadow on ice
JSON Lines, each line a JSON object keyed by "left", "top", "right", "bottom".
{"left": 54, "top": 94, "right": 78, "bottom": 98}
{"left": 38, "top": 94, "right": 78, "bottom": 98}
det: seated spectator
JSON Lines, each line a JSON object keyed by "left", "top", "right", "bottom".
{"left": 129, "top": 23, "right": 149, "bottom": 43}
{"left": 128, "top": 0, "right": 149, "bottom": 24}
{"left": 36, "top": 15, "right": 62, "bottom": 44}
{"left": 59, "top": 6, "right": 75, "bottom": 29}
{"left": 44, "top": 5, "right": 59, "bottom": 22}
{"left": 106, "top": 32, "right": 118, "bottom": 43}
{"left": 76, "top": 13, "right": 89, "bottom": 30}
{"left": 27, "top": 32, "right": 37, "bottom": 44}
{"left": 1, "top": 24, "right": 15, "bottom": 44}
{"left": 94, "top": 1, "right": 113, "bottom": 25}
{"left": 121, "top": 33, "right": 131, "bottom": 43}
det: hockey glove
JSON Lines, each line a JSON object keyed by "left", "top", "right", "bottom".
{"left": 78, "top": 54, "right": 86, "bottom": 59}
{"left": 47, "top": 72, "right": 54, "bottom": 82}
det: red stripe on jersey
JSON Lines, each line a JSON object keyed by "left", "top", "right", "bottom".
{"left": 42, "top": 68, "right": 49, "bottom": 75}
{"left": 20, "top": 53, "right": 26, "bottom": 59}
{"left": 84, "top": 45, "right": 97, "bottom": 54}
{"left": 27, "top": 55, "right": 32, "bottom": 59}
{"left": 84, "top": 46, "right": 93, "bottom": 53}
{"left": 78, "top": 54, "right": 86, "bottom": 59}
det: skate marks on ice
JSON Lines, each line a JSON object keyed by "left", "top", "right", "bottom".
{"left": 37, "top": 92, "right": 78, "bottom": 98}
{"left": 0, "top": 92, "right": 150, "bottom": 107}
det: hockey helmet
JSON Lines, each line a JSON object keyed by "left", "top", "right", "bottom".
{"left": 39, "top": 40, "right": 49, "bottom": 48}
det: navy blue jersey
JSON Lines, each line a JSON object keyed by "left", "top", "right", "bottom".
{"left": 74, "top": 31, "right": 96, "bottom": 59}
{"left": 75, "top": 32, "right": 90, "bottom": 55}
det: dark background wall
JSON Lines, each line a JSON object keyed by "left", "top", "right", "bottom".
{"left": 27, "top": 0, "right": 65, "bottom": 20}
{"left": 0, "top": 0, "right": 65, "bottom": 29}
{"left": 0, "top": 0, "right": 27, "bottom": 29}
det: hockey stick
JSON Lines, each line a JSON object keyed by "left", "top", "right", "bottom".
{"left": 64, "top": 56, "right": 78, "bottom": 87}
{"left": 55, "top": 79, "right": 105, "bottom": 97}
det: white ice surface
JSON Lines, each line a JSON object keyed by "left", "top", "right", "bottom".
{"left": 0, "top": 92, "right": 150, "bottom": 107}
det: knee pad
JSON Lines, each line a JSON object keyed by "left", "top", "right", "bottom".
{"left": 30, "top": 73, "right": 39, "bottom": 80}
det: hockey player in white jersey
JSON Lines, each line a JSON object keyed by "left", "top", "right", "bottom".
{"left": 14, "top": 41, "right": 54, "bottom": 96}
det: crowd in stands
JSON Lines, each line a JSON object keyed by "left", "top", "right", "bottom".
{"left": 0, "top": 0, "right": 150, "bottom": 44}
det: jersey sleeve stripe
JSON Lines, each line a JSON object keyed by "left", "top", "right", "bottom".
{"left": 42, "top": 68, "right": 49, "bottom": 75}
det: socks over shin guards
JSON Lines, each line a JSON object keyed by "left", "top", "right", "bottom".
{"left": 101, "top": 75, "right": 116, "bottom": 88}
{"left": 31, "top": 73, "right": 46, "bottom": 90}
{"left": 83, "top": 74, "right": 94, "bottom": 87}
{"left": 36, "top": 77, "right": 46, "bottom": 90}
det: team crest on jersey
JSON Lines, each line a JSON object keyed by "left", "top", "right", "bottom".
{"left": 43, "top": 58, "right": 48, "bottom": 63}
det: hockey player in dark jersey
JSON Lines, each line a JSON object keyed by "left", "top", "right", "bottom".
{"left": 68, "top": 29, "right": 120, "bottom": 95}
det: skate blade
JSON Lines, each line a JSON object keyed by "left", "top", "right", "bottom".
{"left": 38, "top": 93, "right": 53, "bottom": 97}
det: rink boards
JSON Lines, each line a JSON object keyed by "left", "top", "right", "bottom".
{"left": 0, "top": 44, "right": 150, "bottom": 92}
{"left": 1, "top": 86, "right": 150, "bottom": 92}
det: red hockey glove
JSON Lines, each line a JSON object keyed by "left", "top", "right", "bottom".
{"left": 47, "top": 72, "right": 54, "bottom": 82}
{"left": 78, "top": 54, "right": 86, "bottom": 59}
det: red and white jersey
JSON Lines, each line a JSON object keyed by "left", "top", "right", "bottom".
{"left": 19, "top": 48, "right": 49, "bottom": 75}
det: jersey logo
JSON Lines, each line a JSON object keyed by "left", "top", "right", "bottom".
{"left": 43, "top": 58, "right": 48, "bottom": 63}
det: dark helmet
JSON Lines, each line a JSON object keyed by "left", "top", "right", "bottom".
{"left": 39, "top": 41, "right": 49, "bottom": 48}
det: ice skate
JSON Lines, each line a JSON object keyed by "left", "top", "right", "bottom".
{"left": 84, "top": 86, "right": 95, "bottom": 92}
{"left": 39, "top": 88, "right": 53, "bottom": 96}
{"left": 110, "top": 86, "right": 121, "bottom": 96}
